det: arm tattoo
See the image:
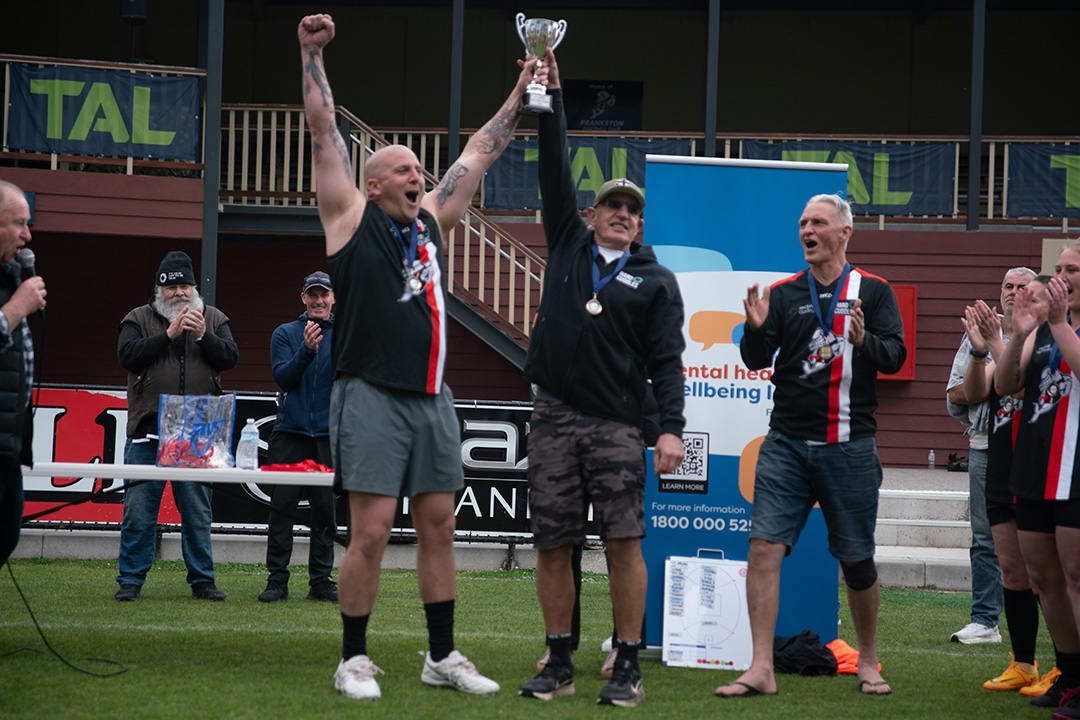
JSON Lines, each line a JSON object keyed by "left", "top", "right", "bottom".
{"left": 329, "top": 124, "right": 353, "bottom": 182}
{"left": 475, "top": 103, "right": 519, "bottom": 155}
{"left": 304, "top": 50, "right": 333, "bottom": 108}
{"left": 312, "top": 140, "right": 323, "bottom": 165}
{"left": 436, "top": 164, "right": 470, "bottom": 209}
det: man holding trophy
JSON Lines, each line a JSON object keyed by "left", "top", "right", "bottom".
{"left": 518, "top": 37, "right": 687, "bottom": 709}
{"left": 297, "top": 12, "right": 543, "bottom": 701}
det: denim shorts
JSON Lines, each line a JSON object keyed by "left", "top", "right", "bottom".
{"left": 749, "top": 429, "right": 882, "bottom": 562}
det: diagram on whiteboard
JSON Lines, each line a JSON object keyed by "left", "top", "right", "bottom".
{"left": 662, "top": 555, "right": 752, "bottom": 670}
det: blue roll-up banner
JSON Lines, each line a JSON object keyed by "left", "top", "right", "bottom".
{"left": 6, "top": 63, "right": 200, "bottom": 161}
{"left": 642, "top": 156, "right": 846, "bottom": 651}
{"left": 743, "top": 139, "right": 955, "bottom": 217}
{"left": 485, "top": 137, "right": 692, "bottom": 210}
{"left": 1006, "top": 144, "right": 1080, "bottom": 219}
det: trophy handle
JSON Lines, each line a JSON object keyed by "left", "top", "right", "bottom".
{"left": 515, "top": 13, "right": 527, "bottom": 43}
{"left": 550, "top": 19, "right": 567, "bottom": 50}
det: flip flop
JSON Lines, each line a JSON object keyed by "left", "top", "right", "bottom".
{"left": 716, "top": 680, "right": 776, "bottom": 698}
{"left": 860, "top": 679, "right": 892, "bottom": 696}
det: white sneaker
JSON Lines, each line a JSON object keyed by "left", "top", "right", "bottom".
{"left": 334, "top": 655, "right": 384, "bottom": 700}
{"left": 421, "top": 650, "right": 500, "bottom": 695}
{"left": 951, "top": 622, "right": 1002, "bottom": 645}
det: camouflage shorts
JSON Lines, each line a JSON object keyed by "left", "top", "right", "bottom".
{"left": 527, "top": 401, "right": 646, "bottom": 550}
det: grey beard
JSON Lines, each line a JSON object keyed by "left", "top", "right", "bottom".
{"left": 154, "top": 287, "right": 204, "bottom": 322}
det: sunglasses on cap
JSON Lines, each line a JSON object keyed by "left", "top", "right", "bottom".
{"left": 601, "top": 197, "right": 643, "bottom": 217}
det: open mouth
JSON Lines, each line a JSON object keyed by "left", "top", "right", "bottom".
{"left": 804, "top": 240, "right": 818, "bottom": 249}
{"left": 405, "top": 190, "right": 419, "bottom": 204}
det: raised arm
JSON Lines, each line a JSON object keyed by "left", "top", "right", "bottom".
{"left": 958, "top": 304, "right": 999, "bottom": 404}
{"left": 422, "top": 56, "right": 540, "bottom": 240}
{"left": 994, "top": 286, "right": 1039, "bottom": 395}
{"left": 1045, "top": 276, "right": 1080, "bottom": 371}
{"left": 298, "top": 14, "right": 365, "bottom": 255}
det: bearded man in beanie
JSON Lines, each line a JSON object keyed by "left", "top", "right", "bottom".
{"left": 113, "top": 250, "right": 238, "bottom": 601}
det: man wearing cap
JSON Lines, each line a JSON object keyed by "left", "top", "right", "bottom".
{"left": 518, "top": 48, "right": 686, "bottom": 708}
{"left": 258, "top": 270, "right": 338, "bottom": 604}
{"left": 114, "top": 250, "right": 238, "bottom": 602}
{"left": 0, "top": 180, "right": 45, "bottom": 568}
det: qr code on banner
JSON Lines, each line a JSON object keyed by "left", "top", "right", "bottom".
{"left": 665, "top": 432, "right": 708, "bottom": 481}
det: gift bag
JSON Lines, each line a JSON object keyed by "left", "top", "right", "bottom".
{"left": 156, "top": 394, "right": 236, "bottom": 468}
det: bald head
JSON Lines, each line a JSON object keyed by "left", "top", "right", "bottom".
{"left": 364, "top": 145, "right": 424, "bottom": 224}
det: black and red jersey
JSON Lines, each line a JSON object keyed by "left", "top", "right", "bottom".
{"left": 329, "top": 204, "right": 447, "bottom": 395}
{"left": 1010, "top": 323, "right": 1080, "bottom": 501}
{"left": 740, "top": 267, "right": 906, "bottom": 443}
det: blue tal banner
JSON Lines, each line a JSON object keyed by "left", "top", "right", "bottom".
{"left": 743, "top": 139, "right": 956, "bottom": 216}
{"left": 6, "top": 63, "right": 201, "bottom": 161}
{"left": 1006, "top": 143, "right": 1080, "bottom": 219}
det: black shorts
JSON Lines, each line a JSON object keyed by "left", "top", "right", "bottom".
{"left": 1014, "top": 497, "right": 1080, "bottom": 533}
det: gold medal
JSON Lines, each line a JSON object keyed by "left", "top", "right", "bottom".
{"left": 408, "top": 276, "right": 424, "bottom": 292}
{"left": 585, "top": 296, "right": 603, "bottom": 316}
{"left": 819, "top": 344, "right": 833, "bottom": 361}
{"left": 1049, "top": 384, "right": 1060, "bottom": 397}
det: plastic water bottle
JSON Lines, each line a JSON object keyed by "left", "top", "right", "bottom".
{"left": 237, "top": 418, "right": 259, "bottom": 470}
{"left": 927, "top": 449, "right": 935, "bottom": 470}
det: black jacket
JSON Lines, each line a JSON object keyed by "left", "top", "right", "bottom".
{"left": 0, "top": 263, "right": 32, "bottom": 466}
{"left": 523, "top": 90, "right": 686, "bottom": 437}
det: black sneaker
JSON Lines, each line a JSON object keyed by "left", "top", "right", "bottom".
{"left": 1033, "top": 675, "right": 1075, "bottom": 707}
{"left": 597, "top": 657, "right": 644, "bottom": 708}
{"left": 1052, "top": 687, "right": 1080, "bottom": 718}
{"left": 519, "top": 661, "right": 575, "bottom": 700}
{"left": 114, "top": 584, "right": 141, "bottom": 602}
{"left": 307, "top": 580, "right": 338, "bottom": 603}
{"left": 191, "top": 582, "right": 226, "bottom": 601}
{"left": 258, "top": 583, "right": 288, "bottom": 603}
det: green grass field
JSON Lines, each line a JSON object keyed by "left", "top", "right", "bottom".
{"left": 0, "top": 558, "right": 1057, "bottom": 719}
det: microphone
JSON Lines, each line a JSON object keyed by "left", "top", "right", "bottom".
{"left": 16, "top": 248, "right": 36, "bottom": 277}
{"left": 16, "top": 248, "right": 44, "bottom": 321}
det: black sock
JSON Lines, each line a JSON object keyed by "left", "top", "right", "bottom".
{"left": 614, "top": 636, "right": 641, "bottom": 666}
{"left": 1003, "top": 587, "right": 1040, "bottom": 665}
{"left": 1056, "top": 650, "right": 1080, "bottom": 682}
{"left": 546, "top": 633, "right": 574, "bottom": 668}
{"left": 425, "top": 599, "right": 455, "bottom": 662}
{"left": 342, "top": 612, "right": 369, "bottom": 661}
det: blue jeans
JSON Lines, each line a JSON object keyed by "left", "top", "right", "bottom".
{"left": 116, "top": 438, "right": 215, "bottom": 587}
{"left": 967, "top": 447, "right": 1003, "bottom": 626}
{"left": 749, "top": 430, "right": 882, "bottom": 561}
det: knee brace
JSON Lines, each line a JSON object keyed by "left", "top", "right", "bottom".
{"left": 841, "top": 557, "right": 878, "bottom": 591}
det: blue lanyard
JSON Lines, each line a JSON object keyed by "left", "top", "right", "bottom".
{"left": 380, "top": 209, "right": 419, "bottom": 269}
{"left": 592, "top": 244, "right": 631, "bottom": 296}
{"left": 806, "top": 263, "right": 851, "bottom": 333}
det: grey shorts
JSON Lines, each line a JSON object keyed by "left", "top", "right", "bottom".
{"left": 527, "top": 401, "right": 646, "bottom": 550}
{"left": 330, "top": 375, "right": 464, "bottom": 498}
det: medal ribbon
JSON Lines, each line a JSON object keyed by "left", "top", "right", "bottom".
{"left": 380, "top": 208, "right": 420, "bottom": 275}
{"left": 591, "top": 243, "right": 631, "bottom": 298}
{"left": 806, "top": 262, "right": 851, "bottom": 333}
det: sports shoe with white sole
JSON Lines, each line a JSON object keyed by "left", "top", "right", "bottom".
{"left": 421, "top": 650, "right": 500, "bottom": 695}
{"left": 597, "top": 657, "right": 645, "bottom": 708}
{"left": 950, "top": 622, "right": 1002, "bottom": 644}
{"left": 520, "top": 661, "right": 575, "bottom": 701}
{"left": 334, "top": 655, "right": 384, "bottom": 700}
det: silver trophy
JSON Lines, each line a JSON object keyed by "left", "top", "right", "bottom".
{"left": 515, "top": 13, "right": 567, "bottom": 114}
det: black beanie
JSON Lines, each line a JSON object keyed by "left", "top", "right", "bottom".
{"left": 156, "top": 251, "right": 196, "bottom": 286}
